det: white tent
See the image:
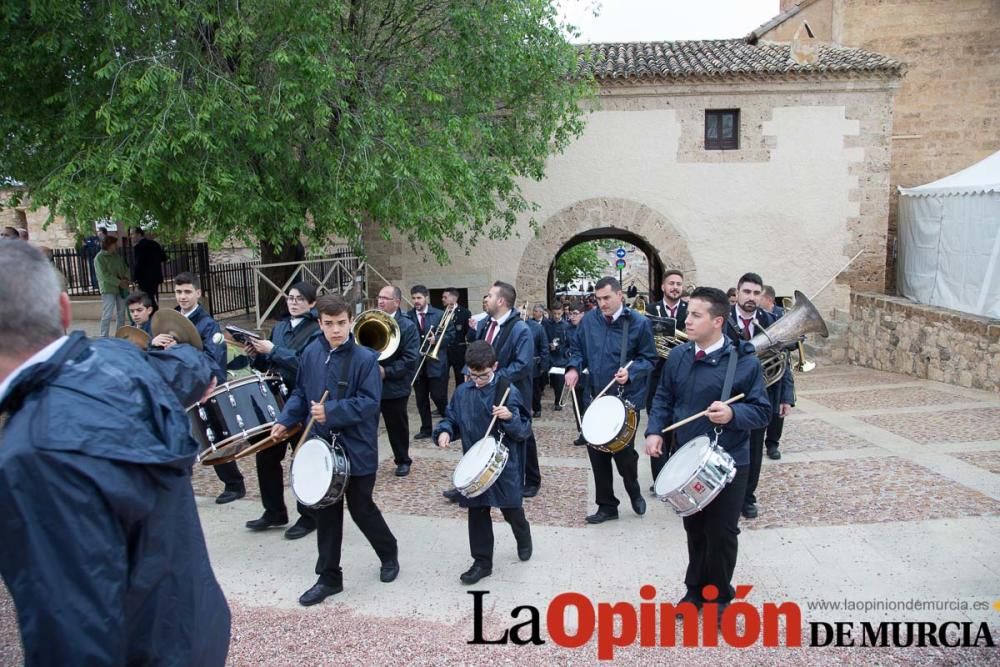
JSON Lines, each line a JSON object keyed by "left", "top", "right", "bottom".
{"left": 897, "top": 150, "right": 1000, "bottom": 318}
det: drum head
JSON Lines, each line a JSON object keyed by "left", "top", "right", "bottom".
{"left": 655, "top": 435, "right": 712, "bottom": 495}
{"left": 454, "top": 438, "right": 496, "bottom": 488}
{"left": 291, "top": 438, "right": 335, "bottom": 506}
{"left": 581, "top": 396, "right": 626, "bottom": 445}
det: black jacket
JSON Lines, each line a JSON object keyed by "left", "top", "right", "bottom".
{"left": 405, "top": 305, "right": 454, "bottom": 379}
{"left": 250, "top": 311, "right": 321, "bottom": 386}
{"left": 724, "top": 306, "right": 795, "bottom": 412}
{"left": 471, "top": 309, "right": 534, "bottom": 403}
{"left": 379, "top": 310, "right": 420, "bottom": 400}
{"left": 131, "top": 237, "right": 167, "bottom": 285}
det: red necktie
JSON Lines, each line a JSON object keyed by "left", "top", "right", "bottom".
{"left": 740, "top": 317, "right": 753, "bottom": 340}
{"left": 419, "top": 311, "right": 426, "bottom": 332}
{"left": 485, "top": 320, "right": 498, "bottom": 344}
{"left": 695, "top": 350, "right": 706, "bottom": 360}
{"left": 667, "top": 304, "right": 677, "bottom": 319}
{"left": 605, "top": 315, "right": 613, "bottom": 325}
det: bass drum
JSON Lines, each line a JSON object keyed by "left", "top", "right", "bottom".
{"left": 191, "top": 374, "right": 289, "bottom": 465}
{"left": 291, "top": 437, "right": 351, "bottom": 508}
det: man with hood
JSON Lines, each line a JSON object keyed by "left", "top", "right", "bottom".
{"left": 0, "top": 242, "right": 230, "bottom": 665}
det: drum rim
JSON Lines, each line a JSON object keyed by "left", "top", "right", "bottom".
{"left": 653, "top": 434, "right": 716, "bottom": 494}
{"left": 198, "top": 423, "right": 275, "bottom": 465}
{"left": 290, "top": 438, "right": 337, "bottom": 506}
{"left": 185, "top": 373, "right": 282, "bottom": 411}
{"left": 454, "top": 437, "right": 501, "bottom": 488}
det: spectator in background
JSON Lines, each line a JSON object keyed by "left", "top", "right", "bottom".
{"left": 1, "top": 226, "right": 19, "bottom": 240}
{"left": 95, "top": 235, "right": 130, "bottom": 337}
{"left": 130, "top": 227, "right": 168, "bottom": 311}
{"left": 726, "top": 287, "right": 738, "bottom": 305}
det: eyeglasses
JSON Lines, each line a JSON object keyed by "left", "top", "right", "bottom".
{"left": 468, "top": 371, "right": 493, "bottom": 380}
{"left": 286, "top": 295, "right": 307, "bottom": 303}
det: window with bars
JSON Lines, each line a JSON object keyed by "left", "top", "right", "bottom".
{"left": 704, "top": 109, "right": 740, "bottom": 150}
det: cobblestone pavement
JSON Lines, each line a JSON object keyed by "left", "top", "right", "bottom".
{"left": 5, "top": 357, "right": 1000, "bottom": 665}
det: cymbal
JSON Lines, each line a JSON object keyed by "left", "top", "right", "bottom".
{"left": 115, "top": 325, "right": 151, "bottom": 350}
{"left": 151, "top": 309, "right": 203, "bottom": 350}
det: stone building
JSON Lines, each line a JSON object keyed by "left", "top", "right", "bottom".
{"left": 750, "top": 0, "right": 1000, "bottom": 290}
{"left": 365, "top": 39, "right": 904, "bottom": 317}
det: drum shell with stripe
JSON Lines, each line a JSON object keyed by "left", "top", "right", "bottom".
{"left": 189, "top": 375, "right": 288, "bottom": 464}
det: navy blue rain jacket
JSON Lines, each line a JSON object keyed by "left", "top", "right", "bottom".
{"left": 0, "top": 332, "right": 230, "bottom": 666}
{"left": 471, "top": 309, "right": 534, "bottom": 404}
{"left": 378, "top": 311, "right": 420, "bottom": 400}
{"left": 277, "top": 334, "right": 382, "bottom": 475}
{"left": 527, "top": 318, "right": 550, "bottom": 378}
{"left": 180, "top": 304, "right": 227, "bottom": 384}
{"left": 433, "top": 378, "right": 532, "bottom": 508}
{"left": 250, "top": 310, "right": 321, "bottom": 386}
{"left": 543, "top": 317, "right": 572, "bottom": 367}
{"left": 645, "top": 336, "right": 772, "bottom": 466}
{"left": 566, "top": 306, "right": 658, "bottom": 408}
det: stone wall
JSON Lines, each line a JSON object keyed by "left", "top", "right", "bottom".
{"left": 847, "top": 292, "right": 1000, "bottom": 393}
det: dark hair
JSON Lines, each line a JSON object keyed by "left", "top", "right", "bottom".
{"left": 568, "top": 301, "right": 583, "bottom": 313}
{"left": 97, "top": 226, "right": 108, "bottom": 234}
{"left": 492, "top": 281, "right": 516, "bottom": 308}
{"left": 726, "top": 287, "right": 737, "bottom": 298}
{"left": 316, "top": 293, "right": 351, "bottom": 318}
{"left": 465, "top": 340, "right": 497, "bottom": 369}
{"left": 410, "top": 284, "right": 429, "bottom": 297}
{"left": 443, "top": 287, "right": 460, "bottom": 298}
{"left": 289, "top": 281, "right": 317, "bottom": 303}
{"left": 690, "top": 287, "right": 730, "bottom": 319}
{"left": 595, "top": 276, "right": 621, "bottom": 292}
{"left": 126, "top": 290, "right": 154, "bottom": 308}
{"left": 737, "top": 272, "right": 763, "bottom": 290}
{"left": 549, "top": 302, "right": 563, "bottom": 311}
{"left": 101, "top": 235, "right": 119, "bottom": 251}
{"left": 132, "top": 227, "right": 145, "bottom": 236}
{"left": 663, "top": 269, "right": 684, "bottom": 282}
{"left": 174, "top": 271, "right": 201, "bottom": 290}
{"left": 762, "top": 284, "right": 776, "bottom": 299}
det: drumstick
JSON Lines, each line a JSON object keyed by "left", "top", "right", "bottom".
{"left": 483, "top": 387, "right": 512, "bottom": 440}
{"left": 569, "top": 386, "right": 583, "bottom": 430}
{"left": 660, "top": 393, "right": 744, "bottom": 433}
{"left": 593, "top": 360, "right": 634, "bottom": 402}
{"left": 292, "top": 390, "right": 330, "bottom": 455}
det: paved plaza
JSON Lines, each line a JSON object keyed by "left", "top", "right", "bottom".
{"left": 2, "top": 322, "right": 999, "bottom": 664}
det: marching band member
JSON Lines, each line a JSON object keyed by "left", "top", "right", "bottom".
{"left": 126, "top": 290, "right": 155, "bottom": 335}
{"left": 442, "top": 287, "right": 472, "bottom": 391}
{"left": 565, "top": 277, "right": 657, "bottom": 524}
{"left": 644, "top": 286, "right": 771, "bottom": 619}
{"left": 525, "top": 309, "right": 550, "bottom": 418}
{"left": 566, "top": 301, "right": 590, "bottom": 446}
{"left": 0, "top": 242, "right": 230, "bottom": 665}
{"left": 435, "top": 341, "right": 533, "bottom": 584}
{"left": 243, "top": 282, "right": 322, "bottom": 538}
{"left": 760, "top": 284, "right": 787, "bottom": 461}
{"left": 542, "top": 302, "right": 572, "bottom": 410}
{"left": 375, "top": 285, "right": 421, "bottom": 476}
{"left": 270, "top": 294, "right": 399, "bottom": 606}
{"left": 724, "top": 273, "right": 795, "bottom": 519}
{"left": 407, "top": 285, "right": 453, "bottom": 439}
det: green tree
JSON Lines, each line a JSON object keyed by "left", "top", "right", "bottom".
{"left": 553, "top": 241, "right": 607, "bottom": 288}
{"left": 0, "top": 1, "right": 590, "bottom": 264}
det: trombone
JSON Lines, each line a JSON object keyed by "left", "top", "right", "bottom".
{"left": 411, "top": 304, "right": 456, "bottom": 386}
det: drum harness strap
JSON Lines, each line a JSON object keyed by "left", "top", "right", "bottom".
{"left": 615, "top": 317, "right": 629, "bottom": 398}
{"left": 714, "top": 345, "right": 740, "bottom": 441}
{"left": 317, "top": 346, "right": 354, "bottom": 440}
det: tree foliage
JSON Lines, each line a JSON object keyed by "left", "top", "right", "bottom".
{"left": 553, "top": 241, "right": 607, "bottom": 287}
{"left": 0, "top": 1, "right": 591, "bottom": 259}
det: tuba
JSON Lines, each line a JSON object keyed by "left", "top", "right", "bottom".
{"left": 749, "top": 290, "right": 828, "bottom": 386}
{"left": 353, "top": 309, "right": 401, "bottom": 361}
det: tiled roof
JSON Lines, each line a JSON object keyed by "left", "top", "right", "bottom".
{"left": 579, "top": 39, "right": 903, "bottom": 81}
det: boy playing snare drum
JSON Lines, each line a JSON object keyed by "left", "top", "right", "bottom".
{"left": 434, "top": 341, "right": 533, "bottom": 584}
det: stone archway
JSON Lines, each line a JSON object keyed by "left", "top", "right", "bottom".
{"left": 516, "top": 197, "right": 696, "bottom": 306}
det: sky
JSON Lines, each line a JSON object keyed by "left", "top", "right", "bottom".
{"left": 558, "top": 0, "right": 781, "bottom": 43}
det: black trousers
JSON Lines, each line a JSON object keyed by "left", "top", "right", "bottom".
{"left": 683, "top": 467, "right": 749, "bottom": 604}
{"left": 549, "top": 373, "right": 565, "bottom": 406}
{"left": 137, "top": 280, "right": 160, "bottom": 311}
{"left": 214, "top": 460, "right": 244, "bottom": 490}
{"left": 650, "top": 432, "right": 678, "bottom": 483}
{"left": 532, "top": 376, "right": 545, "bottom": 412}
{"left": 765, "top": 414, "right": 784, "bottom": 451}
{"left": 524, "top": 432, "right": 541, "bottom": 488}
{"left": 380, "top": 395, "right": 411, "bottom": 465}
{"left": 586, "top": 430, "right": 641, "bottom": 511}
{"left": 256, "top": 440, "right": 314, "bottom": 526}
{"left": 745, "top": 427, "right": 767, "bottom": 506}
{"left": 468, "top": 506, "right": 531, "bottom": 568}
{"left": 315, "top": 473, "right": 397, "bottom": 586}
{"left": 413, "top": 371, "right": 447, "bottom": 433}
{"left": 448, "top": 346, "right": 467, "bottom": 389}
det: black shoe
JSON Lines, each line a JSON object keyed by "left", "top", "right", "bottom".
{"left": 215, "top": 488, "right": 246, "bottom": 505}
{"left": 523, "top": 484, "right": 539, "bottom": 498}
{"left": 553, "top": 404, "right": 563, "bottom": 412}
{"left": 585, "top": 509, "right": 619, "bottom": 524}
{"left": 395, "top": 463, "right": 411, "bottom": 477}
{"left": 284, "top": 522, "right": 316, "bottom": 540}
{"left": 631, "top": 494, "right": 647, "bottom": 516}
{"left": 246, "top": 514, "right": 288, "bottom": 531}
{"left": 766, "top": 447, "right": 782, "bottom": 460}
{"left": 299, "top": 582, "right": 343, "bottom": 606}
{"left": 532, "top": 410, "right": 542, "bottom": 418}
{"left": 674, "top": 595, "right": 703, "bottom": 619}
{"left": 573, "top": 436, "right": 588, "bottom": 447}
{"left": 741, "top": 503, "right": 758, "bottom": 519}
{"left": 380, "top": 559, "right": 400, "bottom": 583}
{"left": 414, "top": 430, "right": 432, "bottom": 440}
{"left": 460, "top": 564, "right": 492, "bottom": 584}
{"left": 516, "top": 534, "right": 533, "bottom": 561}
{"left": 443, "top": 487, "right": 462, "bottom": 502}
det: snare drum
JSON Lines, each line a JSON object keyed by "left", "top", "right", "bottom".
{"left": 453, "top": 436, "right": 509, "bottom": 498}
{"left": 653, "top": 435, "right": 736, "bottom": 516}
{"left": 190, "top": 374, "right": 289, "bottom": 465}
{"left": 290, "top": 436, "right": 351, "bottom": 508}
{"left": 581, "top": 395, "right": 638, "bottom": 453}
